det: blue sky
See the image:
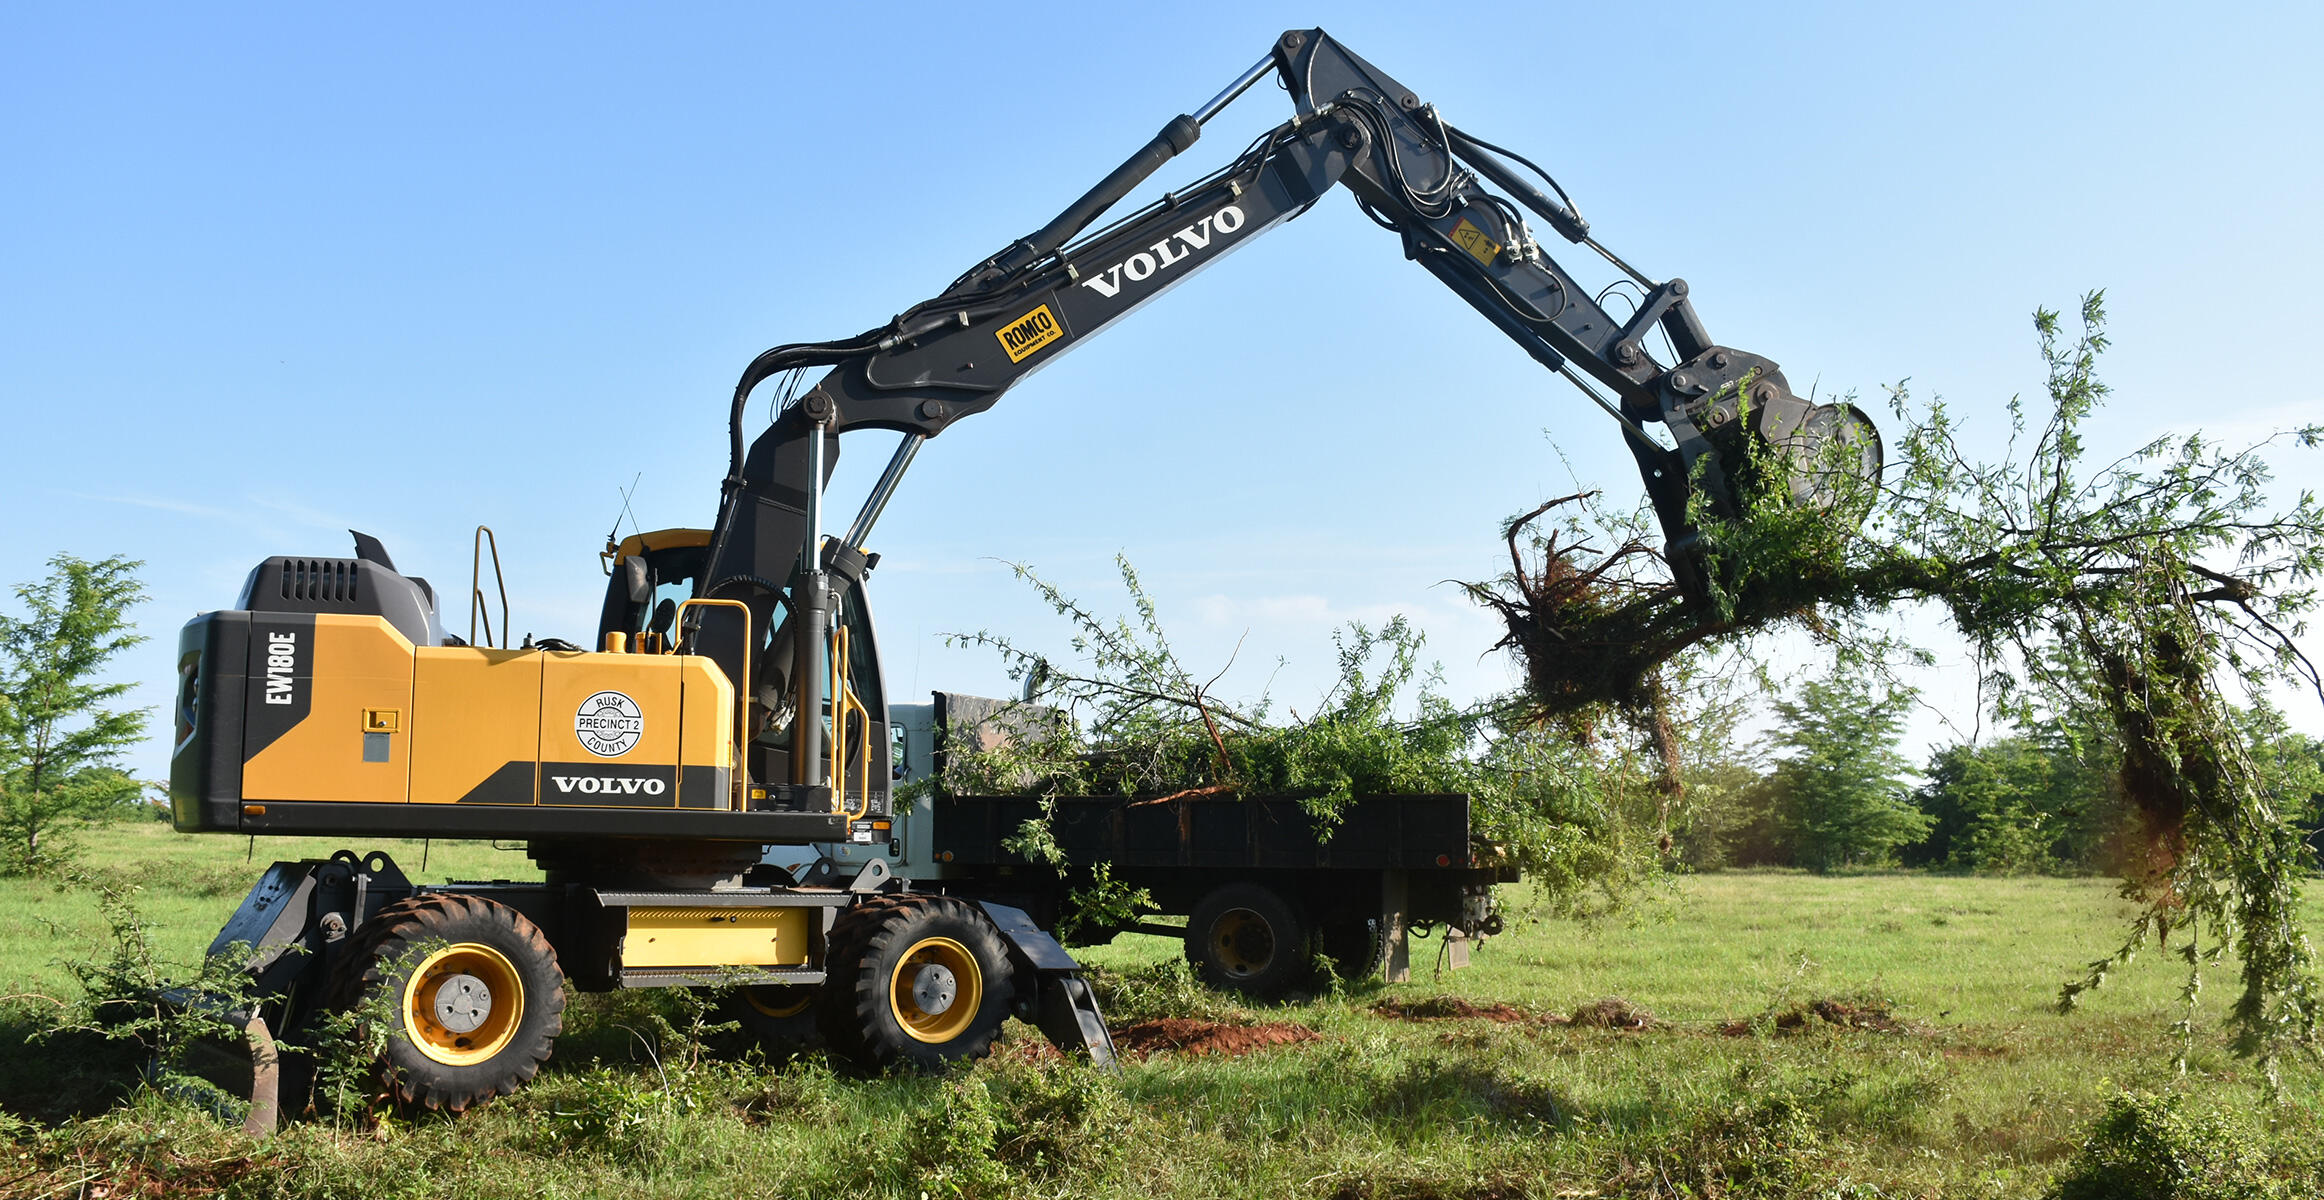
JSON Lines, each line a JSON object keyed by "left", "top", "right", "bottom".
{"left": 5, "top": 2, "right": 2320, "bottom": 782}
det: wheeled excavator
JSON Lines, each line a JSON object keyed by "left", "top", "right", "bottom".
{"left": 171, "top": 29, "right": 1882, "bottom": 1113}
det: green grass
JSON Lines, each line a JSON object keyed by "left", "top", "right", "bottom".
{"left": 0, "top": 821, "right": 536, "bottom": 1002}
{"left": 2, "top": 825, "right": 2319, "bottom": 1198}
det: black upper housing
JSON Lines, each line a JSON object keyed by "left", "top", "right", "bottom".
{"left": 235, "top": 556, "right": 442, "bottom": 647}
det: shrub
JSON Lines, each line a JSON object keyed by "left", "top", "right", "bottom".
{"left": 897, "top": 1056, "right": 1134, "bottom": 1198}
{"left": 2049, "top": 1090, "right": 2291, "bottom": 1200}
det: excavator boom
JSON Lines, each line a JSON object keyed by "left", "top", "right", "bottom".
{"left": 686, "top": 28, "right": 1883, "bottom": 789}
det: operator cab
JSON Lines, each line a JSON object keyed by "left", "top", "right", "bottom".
{"left": 597, "top": 529, "right": 714, "bottom": 655}
{"left": 598, "top": 528, "right": 894, "bottom": 819}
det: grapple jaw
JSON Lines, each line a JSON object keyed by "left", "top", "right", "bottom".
{"left": 1636, "top": 348, "right": 1884, "bottom": 603}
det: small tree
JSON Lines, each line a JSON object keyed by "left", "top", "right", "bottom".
{"left": 0, "top": 554, "right": 150, "bottom": 874}
{"left": 1767, "top": 672, "right": 1929, "bottom": 870}
{"left": 1663, "top": 674, "right": 1772, "bottom": 870}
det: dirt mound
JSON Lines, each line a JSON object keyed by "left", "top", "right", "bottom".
{"left": 1566, "top": 997, "right": 1659, "bottom": 1030}
{"left": 1370, "top": 996, "right": 1537, "bottom": 1023}
{"left": 988, "top": 1037, "right": 1063, "bottom": 1064}
{"left": 1721, "top": 996, "right": 1908, "bottom": 1036}
{"left": 1109, "top": 1018, "right": 1319, "bottom": 1059}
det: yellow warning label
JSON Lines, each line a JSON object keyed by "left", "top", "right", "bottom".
{"left": 996, "top": 304, "right": 1064, "bottom": 363}
{"left": 1450, "top": 218, "right": 1502, "bottom": 266}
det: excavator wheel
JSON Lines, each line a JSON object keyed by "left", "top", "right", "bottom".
{"left": 817, "top": 894, "right": 1013, "bottom": 1071}
{"left": 718, "top": 984, "right": 823, "bottom": 1058}
{"left": 326, "top": 893, "right": 565, "bottom": 1112}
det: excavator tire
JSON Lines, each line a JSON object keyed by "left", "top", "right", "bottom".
{"left": 718, "top": 984, "right": 823, "bottom": 1058}
{"left": 817, "top": 894, "right": 1013, "bottom": 1071}
{"left": 325, "top": 893, "right": 564, "bottom": 1112}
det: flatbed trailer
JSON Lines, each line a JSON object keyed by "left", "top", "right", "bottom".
{"left": 784, "top": 694, "right": 1518, "bottom": 996}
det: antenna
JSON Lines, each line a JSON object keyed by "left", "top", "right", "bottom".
{"left": 606, "top": 473, "right": 643, "bottom": 546}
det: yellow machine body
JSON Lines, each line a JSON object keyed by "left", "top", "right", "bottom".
{"left": 234, "top": 613, "right": 735, "bottom": 810}
{"left": 620, "top": 906, "right": 813, "bottom": 970}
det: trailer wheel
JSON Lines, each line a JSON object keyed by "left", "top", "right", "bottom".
{"left": 1187, "top": 884, "right": 1307, "bottom": 997}
{"left": 1317, "top": 918, "right": 1390, "bottom": 984}
{"left": 720, "top": 984, "right": 823, "bottom": 1057}
{"left": 328, "top": 893, "right": 564, "bottom": 1112}
{"left": 818, "top": 895, "right": 1012, "bottom": 1071}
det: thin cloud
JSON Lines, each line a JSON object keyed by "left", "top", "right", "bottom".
{"left": 58, "top": 489, "right": 241, "bottom": 521}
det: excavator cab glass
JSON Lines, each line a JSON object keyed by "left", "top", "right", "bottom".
{"left": 597, "top": 530, "right": 713, "bottom": 652}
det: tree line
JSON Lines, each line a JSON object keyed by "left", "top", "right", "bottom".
{"left": 1672, "top": 669, "right": 2324, "bottom": 875}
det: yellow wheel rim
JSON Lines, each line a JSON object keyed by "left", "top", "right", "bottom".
{"left": 400, "top": 942, "right": 524, "bottom": 1067}
{"left": 888, "top": 936, "right": 981, "bottom": 1044}
{"left": 1211, "top": 909, "right": 1276, "bottom": 978}
{"left": 744, "top": 985, "right": 813, "bottom": 1019}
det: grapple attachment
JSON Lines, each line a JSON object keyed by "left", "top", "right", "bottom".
{"left": 1636, "top": 349, "right": 1885, "bottom": 601}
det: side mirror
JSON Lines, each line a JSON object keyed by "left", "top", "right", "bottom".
{"left": 623, "top": 556, "right": 651, "bottom": 605}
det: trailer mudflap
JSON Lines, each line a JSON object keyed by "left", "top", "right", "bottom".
{"left": 978, "top": 901, "right": 1118, "bottom": 1071}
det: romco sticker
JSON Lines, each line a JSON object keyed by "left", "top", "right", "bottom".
{"left": 575, "top": 690, "right": 644, "bottom": 757}
{"left": 996, "top": 303, "right": 1063, "bottom": 363}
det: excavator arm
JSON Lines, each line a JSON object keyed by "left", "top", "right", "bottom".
{"left": 684, "top": 28, "right": 1882, "bottom": 801}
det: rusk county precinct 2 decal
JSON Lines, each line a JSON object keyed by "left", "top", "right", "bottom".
{"left": 575, "top": 690, "right": 644, "bottom": 757}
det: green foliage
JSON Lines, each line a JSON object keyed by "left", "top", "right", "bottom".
{"left": 1082, "top": 957, "right": 1251, "bottom": 1025}
{"left": 1873, "top": 298, "right": 2324, "bottom": 1077}
{"left": 47, "top": 871, "right": 264, "bottom": 1106}
{"left": 2049, "top": 1089, "right": 2298, "bottom": 1200}
{"left": 897, "top": 1056, "right": 1133, "bottom": 1198}
{"left": 1662, "top": 676, "right": 1771, "bottom": 870}
{"left": 1913, "top": 730, "right": 2123, "bottom": 874}
{"left": 946, "top": 560, "right": 1673, "bottom": 916}
{"left": 523, "top": 1065, "right": 704, "bottom": 1163}
{"left": 1766, "top": 672, "right": 1930, "bottom": 871}
{"left": 0, "top": 554, "right": 150, "bottom": 875}
{"left": 1054, "top": 861, "right": 1154, "bottom": 945}
{"left": 1476, "top": 294, "right": 2324, "bottom": 1073}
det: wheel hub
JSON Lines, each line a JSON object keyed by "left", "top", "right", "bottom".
{"left": 911, "top": 963, "right": 958, "bottom": 1015}
{"left": 888, "top": 934, "right": 983, "bottom": 1044}
{"left": 432, "top": 973, "right": 492, "bottom": 1033}
{"left": 1213, "top": 908, "right": 1276, "bottom": 977}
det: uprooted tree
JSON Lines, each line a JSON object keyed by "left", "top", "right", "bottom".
{"left": 1472, "top": 293, "right": 2324, "bottom": 1080}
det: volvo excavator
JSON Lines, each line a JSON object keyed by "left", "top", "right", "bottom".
{"left": 170, "top": 29, "right": 1881, "bottom": 1113}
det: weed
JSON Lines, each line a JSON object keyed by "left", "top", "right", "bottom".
{"left": 2048, "top": 1089, "right": 2306, "bottom": 1200}
{"left": 1085, "top": 957, "right": 1249, "bottom": 1024}
{"left": 44, "top": 872, "right": 267, "bottom": 1113}
{"left": 524, "top": 1066, "right": 674, "bottom": 1162}
{"left": 891, "top": 1055, "right": 1135, "bottom": 1198}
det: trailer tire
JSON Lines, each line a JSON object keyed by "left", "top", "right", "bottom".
{"left": 327, "top": 893, "right": 564, "bottom": 1113}
{"left": 720, "top": 985, "right": 823, "bottom": 1057}
{"left": 1187, "top": 883, "right": 1307, "bottom": 998}
{"left": 1317, "top": 918, "right": 1390, "bottom": 984}
{"left": 818, "top": 895, "right": 1013, "bottom": 1071}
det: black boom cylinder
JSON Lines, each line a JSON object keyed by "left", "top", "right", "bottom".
{"left": 992, "top": 114, "right": 1202, "bottom": 275}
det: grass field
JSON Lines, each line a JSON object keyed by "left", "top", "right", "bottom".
{"left": 2, "top": 822, "right": 2318, "bottom": 1198}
